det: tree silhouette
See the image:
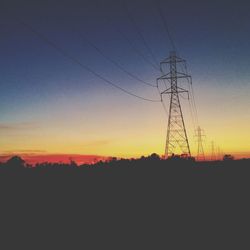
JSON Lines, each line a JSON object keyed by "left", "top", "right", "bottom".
{"left": 5, "top": 156, "right": 26, "bottom": 169}
{"left": 223, "top": 154, "right": 234, "bottom": 161}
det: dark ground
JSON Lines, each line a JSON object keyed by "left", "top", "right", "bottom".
{"left": 0, "top": 156, "right": 250, "bottom": 249}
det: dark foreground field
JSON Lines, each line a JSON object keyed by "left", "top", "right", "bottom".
{"left": 0, "top": 157, "right": 250, "bottom": 249}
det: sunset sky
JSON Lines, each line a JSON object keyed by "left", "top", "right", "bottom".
{"left": 0, "top": 0, "right": 250, "bottom": 162}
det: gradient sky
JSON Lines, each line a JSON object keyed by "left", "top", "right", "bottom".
{"left": 0, "top": 0, "right": 250, "bottom": 160}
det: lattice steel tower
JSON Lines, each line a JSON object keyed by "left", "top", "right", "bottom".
{"left": 195, "top": 126, "right": 205, "bottom": 161}
{"left": 157, "top": 51, "right": 191, "bottom": 158}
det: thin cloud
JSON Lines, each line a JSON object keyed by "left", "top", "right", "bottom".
{"left": 0, "top": 154, "right": 110, "bottom": 165}
{"left": 0, "top": 122, "right": 39, "bottom": 131}
{"left": 2, "top": 150, "right": 47, "bottom": 155}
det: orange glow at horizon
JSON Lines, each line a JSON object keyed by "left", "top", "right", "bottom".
{"left": 0, "top": 80, "right": 249, "bottom": 162}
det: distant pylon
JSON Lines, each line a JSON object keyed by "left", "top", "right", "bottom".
{"left": 217, "top": 146, "right": 222, "bottom": 161}
{"left": 195, "top": 126, "right": 205, "bottom": 161}
{"left": 211, "top": 141, "right": 215, "bottom": 161}
{"left": 158, "top": 51, "right": 191, "bottom": 158}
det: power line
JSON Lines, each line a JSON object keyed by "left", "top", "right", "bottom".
{"left": 188, "top": 93, "right": 197, "bottom": 132}
{"left": 154, "top": 0, "right": 176, "bottom": 52}
{"left": 181, "top": 62, "right": 199, "bottom": 127}
{"left": 186, "top": 81, "right": 197, "bottom": 128}
{"left": 187, "top": 77, "right": 199, "bottom": 126}
{"left": 122, "top": 0, "right": 160, "bottom": 68}
{"left": 100, "top": 6, "right": 161, "bottom": 72}
{"left": 18, "top": 20, "right": 161, "bottom": 103}
{"left": 75, "top": 30, "right": 156, "bottom": 87}
{"left": 185, "top": 75, "right": 198, "bottom": 126}
{"left": 190, "top": 82, "right": 199, "bottom": 124}
{"left": 156, "top": 83, "right": 169, "bottom": 117}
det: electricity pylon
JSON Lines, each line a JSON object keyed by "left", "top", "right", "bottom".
{"left": 195, "top": 126, "right": 205, "bottom": 161}
{"left": 157, "top": 51, "right": 191, "bottom": 159}
{"left": 211, "top": 141, "right": 215, "bottom": 161}
{"left": 217, "top": 146, "right": 221, "bottom": 161}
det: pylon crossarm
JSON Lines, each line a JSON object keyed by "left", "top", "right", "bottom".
{"left": 176, "top": 72, "right": 191, "bottom": 78}
{"left": 157, "top": 73, "right": 171, "bottom": 80}
{"left": 175, "top": 56, "right": 186, "bottom": 62}
{"left": 161, "top": 87, "right": 172, "bottom": 95}
{"left": 160, "top": 75, "right": 191, "bottom": 80}
{"left": 161, "top": 58, "right": 186, "bottom": 64}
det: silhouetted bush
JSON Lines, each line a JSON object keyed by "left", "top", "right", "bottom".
{"left": 223, "top": 154, "right": 234, "bottom": 161}
{"left": 4, "top": 156, "right": 26, "bottom": 169}
{"left": 0, "top": 154, "right": 249, "bottom": 177}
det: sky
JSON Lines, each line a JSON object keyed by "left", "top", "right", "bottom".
{"left": 0, "top": 0, "right": 250, "bottom": 162}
